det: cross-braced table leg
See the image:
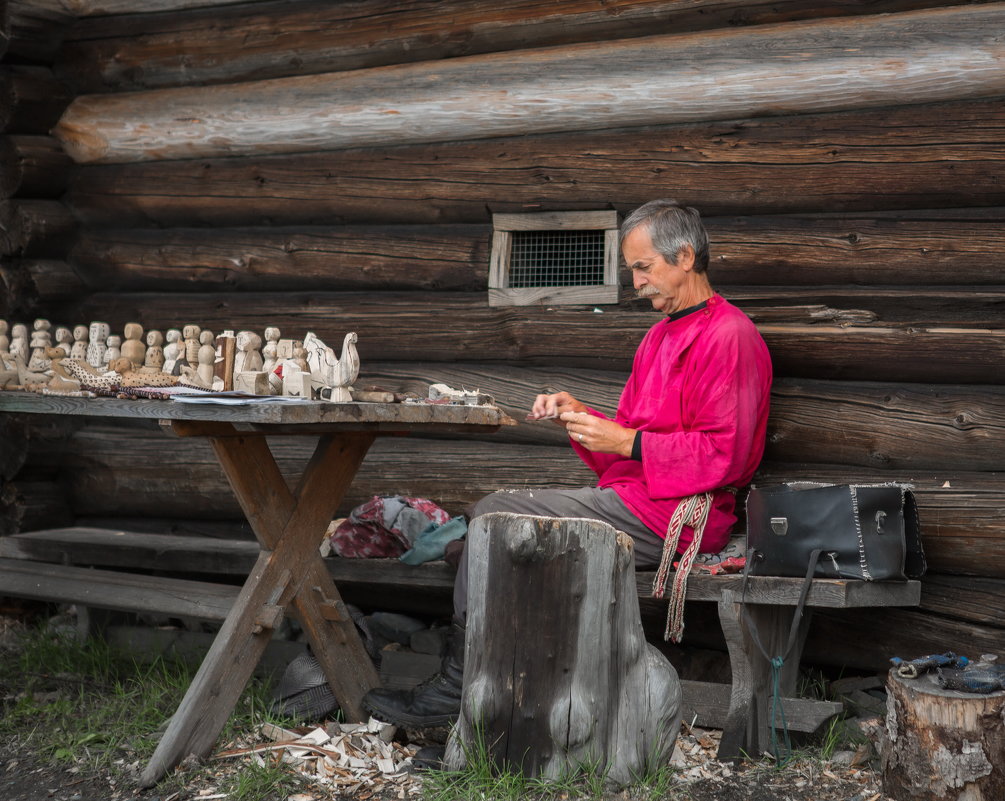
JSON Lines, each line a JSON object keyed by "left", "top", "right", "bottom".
{"left": 141, "top": 424, "right": 380, "bottom": 787}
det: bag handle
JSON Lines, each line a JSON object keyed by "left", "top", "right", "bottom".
{"left": 740, "top": 547, "right": 822, "bottom": 762}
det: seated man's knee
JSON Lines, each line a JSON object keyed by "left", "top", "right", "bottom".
{"left": 469, "top": 490, "right": 530, "bottom": 519}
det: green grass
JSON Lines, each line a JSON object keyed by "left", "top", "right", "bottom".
{"left": 0, "top": 618, "right": 304, "bottom": 797}
{"left": 420, "top": 721, "right": 684, "bottom": 801}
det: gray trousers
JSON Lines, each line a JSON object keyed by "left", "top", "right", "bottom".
{"left": 453, "top": 487, "right": 665, "bottom": 619}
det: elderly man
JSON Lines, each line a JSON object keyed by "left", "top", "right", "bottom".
{"left": 363, "top": 199, "right": 772, "bottom": 730}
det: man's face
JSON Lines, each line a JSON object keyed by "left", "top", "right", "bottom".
{"left": 622, "top": 226, "right": 694, "bottom": 313}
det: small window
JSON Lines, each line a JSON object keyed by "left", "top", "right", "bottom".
{"left": 488, "top": 211, "right": 619, "bottom": 306}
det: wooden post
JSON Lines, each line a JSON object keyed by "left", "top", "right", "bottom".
{"left": 883, "top": 670, "right": 1005, "bottom": 800}
{"left": 445, "top": 512, "right": 681, "bottom": 786}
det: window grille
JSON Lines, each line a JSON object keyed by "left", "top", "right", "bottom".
{"left": 489, "top": 211, "right": 619, "bottom": 306}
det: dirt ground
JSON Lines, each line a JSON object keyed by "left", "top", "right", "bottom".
{"left": 0, "top": 726, "right": 895, "bottom": 801}
{"left": 0, "top": 608, "right": 895, "bottom": 801}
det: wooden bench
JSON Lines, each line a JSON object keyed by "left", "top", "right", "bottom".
{"left": 0, "top": 526, "right": 921, "bottom": 760}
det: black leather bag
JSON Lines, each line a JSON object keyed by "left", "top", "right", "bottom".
{"left": 745, "top": 482, "right": 926, "bottom": 581}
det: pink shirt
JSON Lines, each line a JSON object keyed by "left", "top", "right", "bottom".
{"left": 573, "top": 294, "right": 772, "bottom": 553}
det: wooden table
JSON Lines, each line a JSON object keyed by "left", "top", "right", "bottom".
{"left": 0, "top": 392, "right": 509, "bottom": 786}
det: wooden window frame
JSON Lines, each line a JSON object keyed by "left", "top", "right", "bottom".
{"left": 488, "top": 210, "right": 620, "bottom": 307}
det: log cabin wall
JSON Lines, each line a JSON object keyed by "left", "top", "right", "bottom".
{"left": 2, "top": 0, "right": 1003, "bottom": 671}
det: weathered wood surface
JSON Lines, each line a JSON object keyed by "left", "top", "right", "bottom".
{"left": 883, "top": 671, "right": 1005, "bottom": 801}
{"left": 0, "top": 556, "right": 238, "bottom": 620}
{"left": 69, "top": 225, "right": 491, "bottom": 291}
{"left": 0, "top": 200, "right": 77, "bottom": 257}
{"left": 52, "top": 5, "right": 1005, "bottom": 164}
{"left": 37, "top": 426, "right": 1004, "bottom": 577}
{"left": 56, "top": 0, "right": 978, "bottom": 92}
{"left": 67, "top": 212, "right": 1005, "bottom": 291}
{"left": 65, "top": 291, "right": 1005, "bottom": 383}
{"left": 64, "top": 98, "right": 1005, "bottom": 227}
{"left": 0, "top": 136, "right": 74, "bottom": 198}
{"left": 446, "top": 513, "right": 680, "bottom": 783}
{"left": 0, "top": 391, "right": 510, "bottom": 429}
{"left": 0, "top": 67, "right": 73, "bottom": 134}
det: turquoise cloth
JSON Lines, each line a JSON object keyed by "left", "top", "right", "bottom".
{"left": 399, "top": 516, "right": 467, "bottom": 565}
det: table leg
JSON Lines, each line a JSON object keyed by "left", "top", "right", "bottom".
{"left": 141, "top": 429, "right": 379, "bottom": 787}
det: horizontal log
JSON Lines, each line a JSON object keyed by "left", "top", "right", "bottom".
{"left": 65, "top": 98, "right": 1005, "bottom": 226}
{"left": 66, "top": 291, "right": 1005, "bottom": 383}
{"left": 40, "top": 424, "right": 1005, "bottom": 578}
{"left": 69, "top": 225, "right": 491, "bottom": 291}
{"left": 68, "top": 211, "right": 1005, "bottom": 291}
{"left": 54, "top": 5, "right": 1005, "bottom": 164}
{"left": 0, "top": 136, "right": 74, "bottom": 198}
{"left": 0, "top": 66, "right": 74, "bottom": 134}
{"left": 709, "top": 211, "right": 1005, "bottom": 286}
{"left": 803, "top": 607, "right": 1005, "bottom": 673}
{"left": 59, "top": 0, "right": 254, "bottom": 14}
{"left": 0, "top": 200, "right": 78, "bottom": 257}
{"left": 356, "top": 365, "right": 1005, "bottom": 471}
{"left": 56, "top": 0, "right": 972, "bottom": 93}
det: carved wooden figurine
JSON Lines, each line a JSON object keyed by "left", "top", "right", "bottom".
{"left": 234, "top": 331, "right": 264, "bottom": 375}
{"left": 54, "top": 327, "right": 73, "bottom": 356}
{"left": 197, "top": 330, "right": 216, "bottom": 387}
{"left": 104, "top": 335, "right": 122, "bottom": 363}
{"left": 121, "top": 322, "right": 146, "bottom": 368}
{"left": 142, "top": 330, "right": 165, "bottom": 373}
{"left": 183, "top": 324, "right": 201, "bottom": 367}
{"left": 304, "top": 331, "right": 359, "bottom": 402}
{"left": 29, "top": 319, "right": 52, "bottom": 371}
{"left": 9, "top": 323, "right": 28, "bottom": 360}
{"left": 86, "top": 321, "right": 110, "bottom": 368}
{"left": 162, "top": 329, "right": 182, "bottom": 374}
{"left": 71, "top": 325, "right": 88, "bottom": 360}
{"left": 0, "top": 320, "right": 9, "bottom": 355}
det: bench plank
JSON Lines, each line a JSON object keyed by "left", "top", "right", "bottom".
{"left": 1, "top": 528, "right": 921, "bottom": 607}
{"left": 0, "top": 557, "right": 238, "bottom": 620}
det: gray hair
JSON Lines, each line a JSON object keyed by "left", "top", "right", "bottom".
{"left": 620, "top": 199, "right": 710, "bottom": 273}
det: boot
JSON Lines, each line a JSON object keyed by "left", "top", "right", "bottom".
{"left": 363, "top": 619, "right": 464, "bottom": 728}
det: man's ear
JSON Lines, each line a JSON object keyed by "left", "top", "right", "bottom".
{"left": 676, "top": 244, "right": 696, "bottom": 272}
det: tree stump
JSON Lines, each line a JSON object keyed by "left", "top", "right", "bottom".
{"left": 883, "top": 669, "right": 1005, "bottom": 800}
{"left": 444, "top": 512, "right": 681, "bottom": 786}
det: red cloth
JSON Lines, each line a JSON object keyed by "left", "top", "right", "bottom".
{"left": 330, "top": 495, "right": 451, "bottom": 558}
{"left": 573, "top": 294, "right": 771, "bottom": 553}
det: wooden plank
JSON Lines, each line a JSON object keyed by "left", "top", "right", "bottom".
{"left": 6, "top": 0, "right": 73, "bottom": 61}
{"left": 692, "top": 681, "right": 815, "bottom": 734}
{"left": 56, "top": 0, "right": 973, "bottom": 92}
{"left": 65, "top": 98, "right": 1005, "bottom": 226}
{"left": 69, "top": 224, "right": 492, "bottom": 292}
{"left": 66, "top": 290, "right": 1005, "bottom": 383}
{"left": 52, "top": 5, "right": 1005, "bottom": 164}
{"left": 0, "top": 557, "right": 238, "bottom": 620}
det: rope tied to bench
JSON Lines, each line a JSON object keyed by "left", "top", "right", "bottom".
{"left": 652, "top": 491, "right": 712, "bottom": 643}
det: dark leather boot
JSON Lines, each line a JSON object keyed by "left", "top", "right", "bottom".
{"left": 363, "top": 620, "right": 464, "bottom": 728}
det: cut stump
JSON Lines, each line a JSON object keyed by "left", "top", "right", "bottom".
{"left": 883, "top": 668, "right": 1005, "bottom": 801}
{"left": 445, "top": 512, "right": 681, "bottom": 786}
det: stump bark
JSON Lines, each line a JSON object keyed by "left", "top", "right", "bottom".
{"left": 883, "top": 669, "right": 1005, "bottom": 800}
{"left": 445, "top": 512, "right": 681, "bottom": 785}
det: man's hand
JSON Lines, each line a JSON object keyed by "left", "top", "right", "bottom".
{"left": 528, "top": 391, "right": 587, "bottom": 424}
{"left": 561, "top": 411, "right": 637, "bottom": 457}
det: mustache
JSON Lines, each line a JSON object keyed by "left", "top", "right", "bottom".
{"left": 635, "top": 287, "right": 660, "bottom": 298}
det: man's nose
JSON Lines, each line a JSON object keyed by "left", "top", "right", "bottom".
{"left": 632, "top": 273, "right": 646, "bottom": 290}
